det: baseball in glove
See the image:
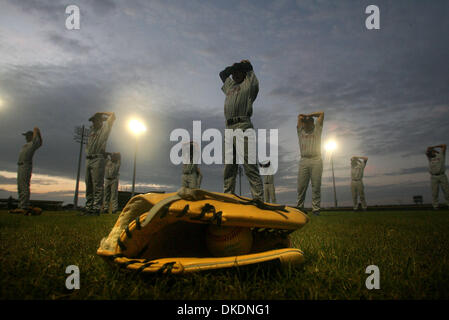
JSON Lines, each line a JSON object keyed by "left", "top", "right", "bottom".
{"left": 97, "top": 188, "right": 309, "bottom": 274}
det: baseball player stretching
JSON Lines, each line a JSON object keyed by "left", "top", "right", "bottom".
{"left": 296, "top": 112, "right": 324, "bottom": 215}
{"left": 426, "top": 144, "right": 449, "bottom": 209}
{"left": 219, "top": 59, "right": 264, "bottom": 200}
{"left": 351, "top": 156, "right": 368, "bottom": 211}
{"left": 104, "top": 152, "right": 121, "bottom": 213}
{"left": 84, "top": 112, "right": 116, "bottom": 215}
{"left": 15, "top": 127, "right": 43, "bottom": 213}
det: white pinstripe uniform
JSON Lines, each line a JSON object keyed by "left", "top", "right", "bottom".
{"left": 17, "top": 134, "right": 42, "bottom": 209}
{"left": 351, "top": 160, "right": 367, "bottom": 210}
{"left": 262, "top": 174, "right": 276, "bottom": 203}
{"left": 85, "top": 115, "right": 114, "bottom": 212}
{"left": 296, "top": 122, "right": 323, "bottom": 212}
{"left": 222, "top": 70, "right": 264, "bottom": 200}
{"left": 428, "top": 149, "right": 449, "bottom": 209}
{"left": 104, "top": 157, "right": 121, "bottom": 212}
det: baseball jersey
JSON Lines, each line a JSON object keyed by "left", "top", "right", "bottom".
{"left": 105, "top": 159, "right": 121, "bottom": 179}
{"left": 86, "top": 116, "right": 114, "bottom": 156}
{"left": 262, "top": 175, "right": 274, "bottom": 184}
{"left": 222, "top": 71, "right": 259, "bottom": 121}
{"left": 351, "top": 160, "right": 366, "bottom": 180}
{"left": 18, "top": 135, "right": 42, "bottom": 165}
{"left": 429, "top": 150, "right": 446, "bottom": 175}
{"left": 297, "top": 122, "right": 323, "bottom": 158}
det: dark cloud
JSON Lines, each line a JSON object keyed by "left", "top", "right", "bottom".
{"left": 47, "top": 32, "right": 92, "bottom": 54}
{"left": 7, "top": 0, "right": 117, "bottom": 19}
{"left": 88, "top": 0, "right": 117, "bottom": 14}
{"left": 7, "top": 0, "right": 67, "bottom": 20}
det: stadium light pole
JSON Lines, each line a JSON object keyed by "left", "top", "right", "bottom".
{"left": 128, "top": 119, "right": 147, "bottom": 197}
{"left": 238, "top": 165, "right": 242, "bottom": 196}
{"left": 73, "top": 125, "right": 89, "bottom": 209}
{"left": 325, "top": 140, "right": 338, "bottom": 208}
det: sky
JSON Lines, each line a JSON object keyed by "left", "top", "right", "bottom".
{"left": 0, "top": 0, "right": 448, "bottom": 207}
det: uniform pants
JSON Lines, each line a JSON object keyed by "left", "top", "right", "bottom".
{"left": 264, "top": 183, "right": 276, "bottom": 203}
{"left": 297, "top": 157, "right": 323, "bottom": 212}
{"left": 351, "top": 180, "right": 367, "bottom": 210}
{"left": 182, "top": 173, "right": 200, "bottom": 188}
{"left": 85, "top": 157, "right": 106, "bottom": 212}
{"left": 104, "top": 177, "right": 119, "bottom": 212}
{"left": 17, "top": 164, "right": 32, "bottom": 209}
{"left": 223, "top": 121, "right": 264, "bottom": 200}
{"left": 431, "top": 174, "right": 449, "bottom": 209}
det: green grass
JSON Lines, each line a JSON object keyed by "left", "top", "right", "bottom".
{"left": 1, "top": 209, "right": 448, "bottom": 300}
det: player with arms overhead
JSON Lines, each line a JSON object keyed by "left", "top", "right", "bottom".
{"left": 296, "top": 112, "right": 324, "bottom": 215}
{"left": 13, "top": 127, "right": 43, "bottom": 214}
{"left": 426, "top": 144, "right": 449, "bottom": 210}
{"left": 219, "top": 59, "right": 263, "bottom": 200}
{"left": 84, "top": 112, "right": 116, "bottom": 215}
{"left": 351, "top": 156, "right": 368, "bottom": 211}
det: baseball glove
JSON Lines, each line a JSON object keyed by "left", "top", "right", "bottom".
{"left": 97, "top": 188, "right": 309, "bottom": 274}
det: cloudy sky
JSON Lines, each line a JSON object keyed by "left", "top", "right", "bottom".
{"left": 0, "top": 0, "right": 448, "bottom": 207}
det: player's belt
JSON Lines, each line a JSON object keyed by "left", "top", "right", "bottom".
{"left": 17, "top": 162, "right": 31, "bottom": 166}
{"left": 105, "top": 177, "right": 117, "bottom": 180}
{"left": 226, "top": 116, "right": 250, "bottom": 126}
{"left": 86, "top": 154, "right": 105, "bottom": 160}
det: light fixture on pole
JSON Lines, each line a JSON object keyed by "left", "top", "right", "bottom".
{"left": 128, "top": 119, "right": 147, "bottom": 197}
{"left": 325, "top": 140, "right": 338, "bottom": 208}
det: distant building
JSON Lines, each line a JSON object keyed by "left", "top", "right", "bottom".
{"left": 413, "top": 195, "right": 423, "bottom": 205}
{"left": 0, "top": 198, "right": 63, "bottom": 211}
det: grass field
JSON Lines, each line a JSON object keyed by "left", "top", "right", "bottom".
{"left": 1, "top": 209, "right": 448, "bottom": 300}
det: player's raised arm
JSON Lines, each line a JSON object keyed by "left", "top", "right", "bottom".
{"left": 357, "top": 156, "right": 368, "bottom": 163}
{"left": 102, "top": 111, "right": 116, "bottom": 121}
{"left": 100, "top": 112, "right": 116, "bottom": 127}
{"left": 240, "top": 60, "right": 259, "bottom": 102}
{"left": 239, "top": 60, "right": 253, "bottom": 73}
{"left": 309, "top": 111, "right": 324, "bottom": 126}
{"left": 297, "top": 114, "right": 305, "bottom": 130}
{"left": 33, "top": 127, "right": 43, "bottom": 147}
{"left": 219, "top": 65, "right": 234, "bottom": 83}
{"left": 432, "top": 144, "right": 447, "bottom": 153}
